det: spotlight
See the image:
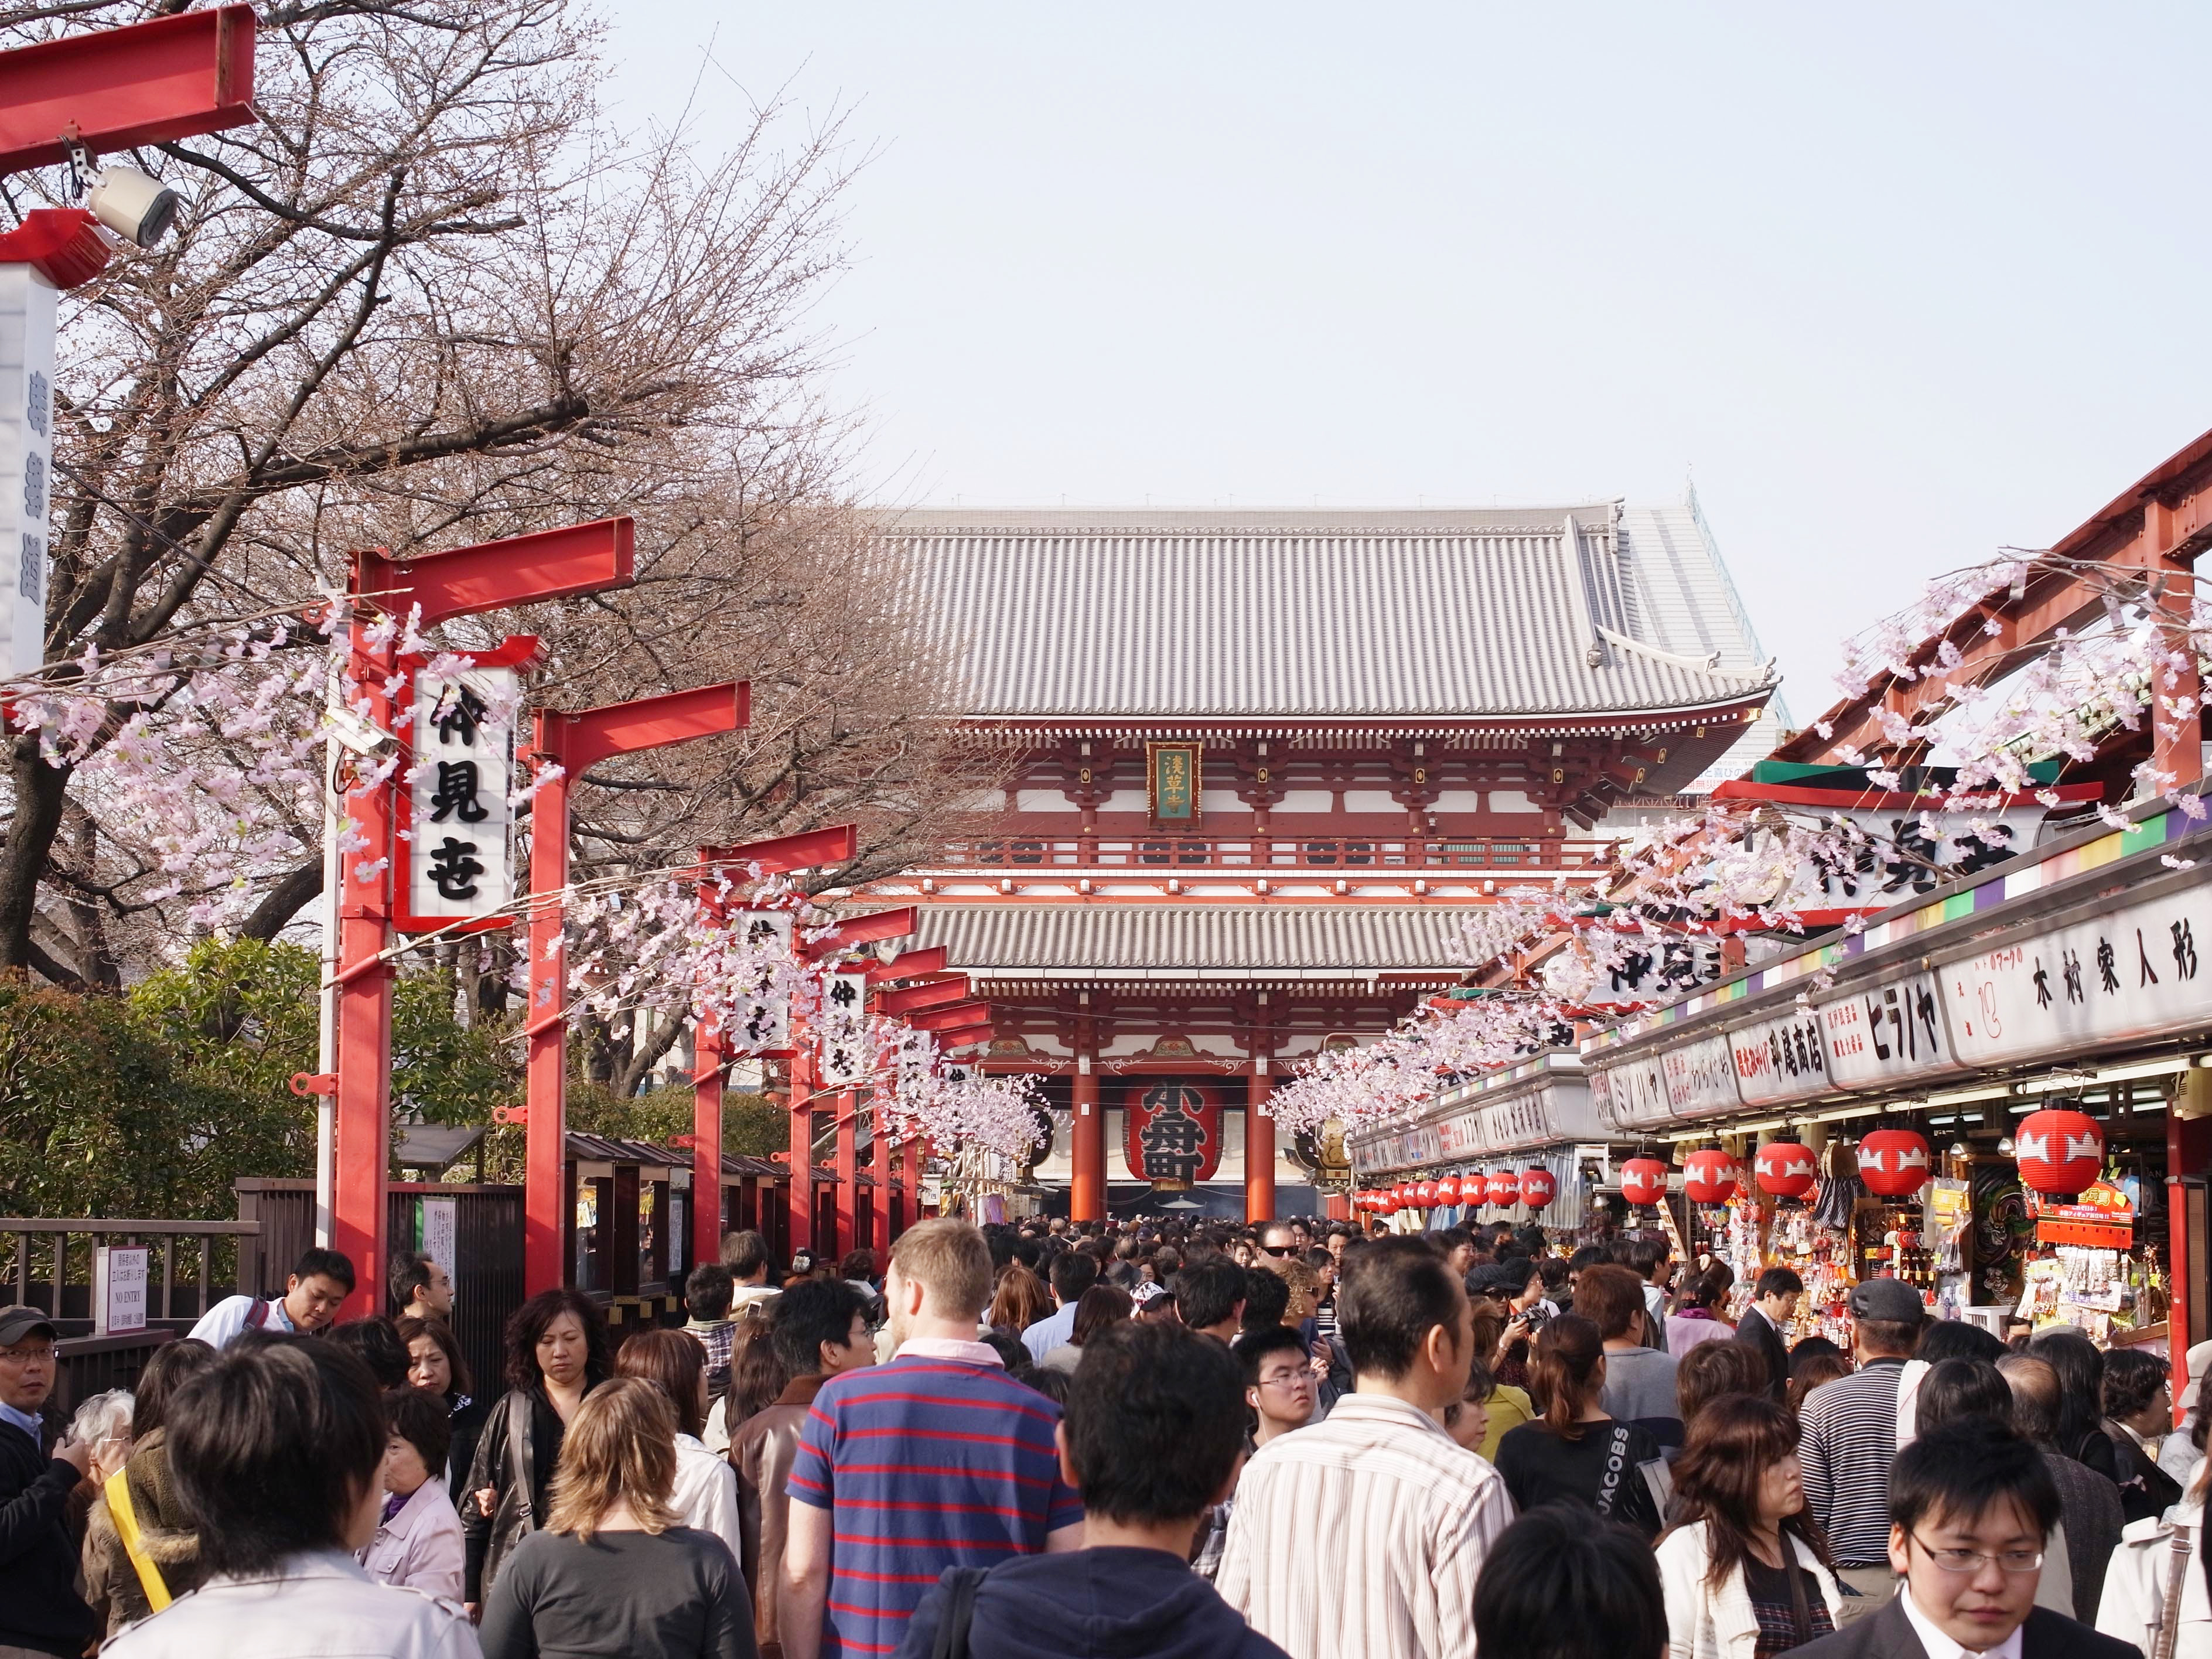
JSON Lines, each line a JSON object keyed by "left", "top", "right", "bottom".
{"left": 86, "top": 166, "right": 180, "bottom": 248}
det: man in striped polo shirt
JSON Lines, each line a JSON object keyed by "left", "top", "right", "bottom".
{"left": 783, "top": 1218, "right": 1084, "bottom": 1658}
{"left": 1798, "top": 1275, "right": 1926, "bottom": 1625}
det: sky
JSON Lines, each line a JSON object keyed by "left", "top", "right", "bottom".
{"left": 601, "top": 5, "right": 2212, "bottom": 717}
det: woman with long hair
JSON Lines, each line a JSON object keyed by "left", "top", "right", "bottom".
{"left": 460, "top": 1287, "right": 612, "bottom": 1612}
{"left": 986, "top": 1263, "right": 1053, "bottom": 1336}
{"left": 397, "top": 1314, "right": 487, "bottom": 1504}
{"left": 1655, "top": 1392, "right": 1842, "bottom": 1657}
{"left": 1491, "top": 1313, "right": 1665, "bottom": 1538}
{"left": 613, "top": 1328, "right": 743, "bottom": 1564}
{"left": 2031, "top": 1326, "right": 2122, "bottom": 1481}
{"left": 1665, "top": 1264, "right": 1737, "bottom": 1357}
{"left": 477, "top": 1378, "right": 753, "bottom": 1659}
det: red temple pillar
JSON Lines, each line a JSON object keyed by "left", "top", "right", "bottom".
{"left": 904, "top": 1137, "right": 925, "bottom": 1220}
{"left": 2169, "top": 1107, "right": 2212, "bottom": 1416}
{"left": 833, "top": 1089, "right": 858, "bottom": 1261}
{"left": 869, "top": 1096, "right": 893, "bottom": 1257}
{"left": 786, "top": 1049, "right": 814, "bottom": 1257}
{"left": 1245, "top": 1060, "right": 1276, "bottom": 1223}
{"left": 1071, "top": 1052, "right": 1105, "bottom": 1221}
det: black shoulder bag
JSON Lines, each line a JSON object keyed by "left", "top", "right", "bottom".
{"left": 931, "top": 1567, "right": 991, "bottom": 1659}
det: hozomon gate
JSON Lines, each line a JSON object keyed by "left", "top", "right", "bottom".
{"left": 862, "top": 500, "right": 1785, "bottom": 1220}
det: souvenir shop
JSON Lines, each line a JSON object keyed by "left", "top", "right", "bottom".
{"left": 1579, "top": 795, "right": 2212, "bottom": 1388}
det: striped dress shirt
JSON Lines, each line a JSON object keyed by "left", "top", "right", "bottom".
{"left": 1798, "top": 1356, "right": 1907, "bottom": 1568}
{"left": 1217, "top": 1392, "right": 1515, "bottom": 1659}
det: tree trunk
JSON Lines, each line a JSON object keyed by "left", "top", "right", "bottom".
{"left": 240, "top": 859, "right": 324, "bottom": 943}
{"left": 0, "top": 745, "right": 73, "bottom": 974}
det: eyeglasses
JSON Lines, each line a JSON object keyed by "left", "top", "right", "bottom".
{"left": 1908, "top": 1532, "right": 2044, "bottom": 1575}
{"left": 1259, "top": 1244, "right": 1298, "bottom": 1258}
{"left": 0, "top": 1345, "right": 56, "bottom": 1366}
{"left": 1256, "top": 1370, "right": 1311, "bottom": 1390}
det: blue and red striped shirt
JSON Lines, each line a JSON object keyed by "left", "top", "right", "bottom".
{"left": 787, "top": 1351, "right": 1084, "bottom": 1657}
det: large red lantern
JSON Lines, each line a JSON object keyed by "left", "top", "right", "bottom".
{"left": 1353, "top": 1192, "right": 1372, "bottom": 1212}
{"left": 1122, "top": 1081, "right": 1222, "bottom": 1187}
{"left": 1755, "top": 1139, "right": 1818, "bottom": 1200}
{"left": 1489, "top": 1169, "right": 1523, "bottom": 1207}
{"left": 2017, "top": 1108, "right": 2103, "bottom": 1197}
{"left": 1376, "top": 1192, "right": 1398, "bottom": 1215}
{"left": 1435, "top": 1173, "right": 1462, "bottom": 1205}
{"left": 1857, "top": 1129, "right": 1932, "bottom": 1198}
{"left": 1682, "top": 1150, "right": 1739, "bottom": 1207}
{"left": 1620, "top": 1157, "right": 1670, "bottom": 1207}
{"left": 1415, "top": 1179, "right": 1438, "bottom": 1207}
{"left": 1519, "top": 1168, "right": 1559, "bottom": 1210}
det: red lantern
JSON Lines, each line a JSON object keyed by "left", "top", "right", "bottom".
{"left": 1395, "top": 1181, "right": 1415, "bottom": 1206}
{"left": 1376, "top": 1193, "right": 1398, "bottom": 1215}
{"left": 1353, "top": 1192, "right": 1371, "bottom": 1212}
{"left": 1489, "top": 1169, "right": 1523, "bottom": 1207}
{"left": 1415, "top": 1179, "right": 1437, "bottom": 1207}
{"left": 1755, "top": 1139, "right": 1818, "bottom": 1200}
{"left": 1857, "top": 1129, "right": 1932, "bottom": 1198}
{"left": 1620, "top": 1157, "right": 1670, "bottom": 1207}
{"left": 1519, "top": 1168, "right": 1559, "bottom": 1210}
{"left": 2017, "top": 1108, "right": 2103, "bottom": 1197}
{"left": 1435, "top": 1173, "right": 1462, "bottom": 1205}
{"left": 1682, "top": 1150, "right": 1739, "bottom": 1207}
{"left": 1122, "top": 1081, "right": 1222, "bottom": 1186}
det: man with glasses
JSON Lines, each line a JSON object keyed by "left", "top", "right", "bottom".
{"left": 1254, "top": 1221, "right": 1300, "bottom": 1262}
{"left": 1792, "top": 1418, "right": 2139, "bottom": 1659}
{"left": 0, "top": 1305, "right": 97, "bottom": 1659}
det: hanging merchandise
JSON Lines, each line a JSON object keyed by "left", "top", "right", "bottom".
{"left": 1857, "top": 1129, "right": 1932, "bottom": 1199}
{"left": 2015, "top": 1108, "right": 2104, "bottom": 1197}
{"left": 1810, "top": 1139, "right": 1862, "bottom": 1231}
{"left": 1520, "top": 1168, "right": 1559, "bottom": 1210}
{"left": 1620, "top": 1156, "right": 1669, "bottom": 1208}
{"left": 1682, "top": 1149, "right": 1739, "bottom": 1206}
{"left": 1489, "top": 1169, "right": 1523, "bottom": 1207}
{"left": 1755, "top": 1139, "right": 1818, "bottom": 1200}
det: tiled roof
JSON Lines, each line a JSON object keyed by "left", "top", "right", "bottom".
{"left": 918, "top": 904, "right": 1483, "bottom": 975}
{"left": 874, "top": 504, "right": 1776, "bottom": 722}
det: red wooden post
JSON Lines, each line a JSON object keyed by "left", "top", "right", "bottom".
{"left": 787, "top": 1047, "right": 815, "bottom": 1258}
{"left": 521, "top": 682, "right": 748, "bottom": 1296}
{"left": 791, "top": 909, "right": 916, "bottom": 1259}
{"left": 1245, "top": 1059, "right": 1276, "bottom": 1223}
{"left": 1071, "top": 1053, "right": 1104, "bottom": 1222}
{"left": 834, "top": 1091, "right": 859, "bottom": 1259}
{"left": 905, "top": 1137, "right": 925, "bottom": 1219}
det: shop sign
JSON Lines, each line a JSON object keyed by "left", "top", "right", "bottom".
{"left": 2027, "top": 1179, "right": 2134, "bottom": 1248}
{"left": 1781, "top": 806, "right": 2046, "bottom": 905}
{"left": 1817, "top": 971, "right": 1962, "bottom": 1088}
{"left": 1592, "top": 939, "right": 1723, "bottom": 1003}
{"left": 1730, "top": 1008, "right": 1829, "bottom": 1107}
{"left": 402, "top": 661, "right": 520, "bottom": 927}
{"left": 1939, "top": 883, "right": 2212, "bottom": 1070}
{"left": 1660, "top": 1032, "right": 1741, "bottom": 1118}
{"left": 1592, "top": 1056, "right": 1670, "bottom": 1131}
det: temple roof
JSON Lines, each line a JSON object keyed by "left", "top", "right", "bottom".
{"left": 919, "top": 904, "right": 1482, "bottom": 978}
{"left": 875, "top": 502, "right": 1777, "bottom": 724}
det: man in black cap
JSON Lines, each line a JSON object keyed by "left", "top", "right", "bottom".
{"left": 1797, "top": 1276, "right": 1928, "bottom": 1627}
{"left": 0, "top": 1306, "right": 95, "bottom": 1658}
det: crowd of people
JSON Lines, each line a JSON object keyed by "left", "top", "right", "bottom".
{"left": 0, "top": 1213, "right": 2206, "bottom": 1658}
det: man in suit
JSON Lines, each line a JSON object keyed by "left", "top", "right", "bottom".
{"left": 1791, "top": 1418, "right": 2143, "bottom": 1659}
{"left": 1732, "top": 1264, "right": 1800, "bottom": 1402}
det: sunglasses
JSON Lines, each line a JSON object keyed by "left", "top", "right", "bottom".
{"left": 1259, "top": 1244, "right": 1299, "bottom": 1258}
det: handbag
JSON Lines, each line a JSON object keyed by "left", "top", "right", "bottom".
{"left": 104, "top": 1467, "right": 172, "bottom": 1613}
{"left": 931, "top": 1568, "right": 990, "bottom": 1659}
{"left": 2153, "top": 1523, "right": 2194, "bottom": 1659}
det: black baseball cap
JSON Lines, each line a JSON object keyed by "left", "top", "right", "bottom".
{"left": 1848, "top": 1276, "right": 1926, "bottom": 1322}
{"left": 0, "top": 1306, "right": 59, "bottom": 1346}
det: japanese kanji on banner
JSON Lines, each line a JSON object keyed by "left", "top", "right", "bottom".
{"left": 728, "top": 909, "right": 794, "bottom": 1054}
{"left": 399, "top": 654, "right": 522, "bottom": 930}
{"left": 817, "top": 970, "right": 871, "bottom": 1088}
{"left": 1123, "top": 1081, "right": 1222, "bottom": 1189}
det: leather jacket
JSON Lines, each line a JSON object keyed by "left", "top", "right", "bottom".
{"left": 459, "top": 1387, "right": 564, "bottom": 1602}
{"left": 729, "top": 1373, "right": 828, "bottom": 1656}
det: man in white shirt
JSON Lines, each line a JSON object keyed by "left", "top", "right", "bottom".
{"left": 1020, "top": 1250, "right": 1097, "bottom": 1363}
{"left": 189, "top": 1247, "right": 355, "bottom": 1347}
{"left": 1788, "top": 1418, "right": 2141, "bottom": 1659}
{"left": 1217, "top": 1238, "right": 1513, "bottom": 1659}
{"left": 722, "top": 1229, "right": 783, "bottom": 1314}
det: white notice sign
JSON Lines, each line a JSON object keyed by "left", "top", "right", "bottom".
{"left": 94, "top": 1245, "right": 149, "bottom": 1335}
{"left": 404, "top": 663, "right": 520, "bottom": 927}
{"left": 0, "top": 266, "right": 55, "bottom": 679}
{"left": 419, "top": 1196, "right": 458, "bottom": 1288}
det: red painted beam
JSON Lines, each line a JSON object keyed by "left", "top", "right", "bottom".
{"left": 807, "top": 907, "right": 918, "bottom": 958}
{"left": 0, "top": 6, "right": 256, "bottom": 176}
{"left": 0, "top": 209, "right": 107, "bottom": 288}
{"left": 909, "top": 1000, "right": 991, "bottom": 1033}
{"left": 877, "top": 977, "right": 971, "bottom": 1016}
{"left": 540, "top": 681, "right": 749, "bottom": 773}
{"left": 937, "top": 1023, "right": 996, "bottom": 1052}
{"left": 697, "top": 823, "right": 856, "bottom": 878}
{"left": 356, "top": 518, "right": 634, "bottom": 626}
{"left": 866, "top": 946, "right": 947, "bottom": 985}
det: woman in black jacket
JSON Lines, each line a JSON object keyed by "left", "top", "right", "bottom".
{"left": 461, "top": 1287, "right": 612, "bottom": 1613}
{"left": 2032, "top": 1326, "right": 2122, "bottom": 1483}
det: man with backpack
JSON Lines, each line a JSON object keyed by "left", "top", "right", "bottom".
{"left": 895, "top": 1321, "right": 1288, "bottom": 1659}
{"left": 187, "top": 1247, "right": 355, "bottom": 1347}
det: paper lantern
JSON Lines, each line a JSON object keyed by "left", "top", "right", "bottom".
{"left": 1682, "top": 1150, "right": 1739, "bottom": 1207}
{"left": 1519, "top": 1168, "right": 1559, "bottom": 1210}
{"left": 1755, "top": 1139, "right": 1818, "bottom": 1200}
{"left": 1122, "top": 1081, "right": 1222, "bottom": 1186}
{"left": 1620, "top": 1157, "right": 1670, "bottom": 1207}
{"left": 1376, "top": 1193, "right": 1398, "bottom": 1215}
{"left": 1488, "top": 1169, "right": 1523, "bottom": 1207}
{"left": 1415, "top": 1179, "right": 1438, "bottom": 1207}
{"left": 1395, "top": 1182, "right": 1416, "bottom": 1206}
{"left": 2017, "top": 1108, "right": 2103, "bottom": 1197}
{"left": 1435, "top": 1173, "right": 1462, "bottom": 1205}
{"left": 1857, "top": 1129, "right": 1932, "bottom": 1198}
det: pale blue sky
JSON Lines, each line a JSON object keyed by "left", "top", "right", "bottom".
{"left": 603, "top": 5, "right": 2210, "bottom": 715}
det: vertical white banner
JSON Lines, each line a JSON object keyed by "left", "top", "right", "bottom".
{"left": 0, "top": 265, "right": 55, "bottom": 679}
{"left": 419, "top": 1194, "right": 459, "bottom": 1285}
{"left": 729, "top": 909, "right": 794, "bottom": 1053}
{"left": 405, "top": 664, "right": 519, "bottom": 925}
{"left": 818, "top": 970, "right": 871, "bottom": 1087}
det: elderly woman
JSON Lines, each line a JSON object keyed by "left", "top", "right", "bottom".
{"left": 81, "top": 1338, "right": 217, "bottom": 1638}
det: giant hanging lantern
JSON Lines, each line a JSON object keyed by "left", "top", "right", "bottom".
{"left": 1415, "top": 1179, "right": 1438, "bottom": 1207}
{"left": 1620, "top": 1157, "right": 1670, "bottom": 1207}
{"left": 2017, "top": 1108, "right": 2103, "bottom": 1197}
{"left": 1755, "top": 1139, "right": 1818, "bottom": 1200}
{"left": 1435, "top": 1173, "right": 1462, "bottom": 1205}
{"left": 1682, "top": 1150, "right": 1739, "bottom": 1207}
{"left": 1519, "top": 1168, "right": 1559, "bottom": 1210}
{"left": 1488, "top": 1169, "right": 1523, "bottom": 1207}
{"left": 1857, "top": 1128, "right": 1932, "bottom": 1198}
{"left": 1123, "top": 1081, "right": 1222, "bottom": 1189}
